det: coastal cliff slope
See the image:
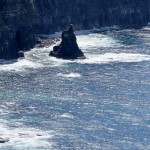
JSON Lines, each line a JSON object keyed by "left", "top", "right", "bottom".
{"left": 0, "top": 0, "right": 150, "bottom": 59}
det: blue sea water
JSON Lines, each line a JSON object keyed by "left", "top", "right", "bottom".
{"left": 0, "top": 26, "right": 150, "bottom": 150}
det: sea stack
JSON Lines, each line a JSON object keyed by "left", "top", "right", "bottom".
{"left": 49, "top": 25, "right": 86, "bottom": 59}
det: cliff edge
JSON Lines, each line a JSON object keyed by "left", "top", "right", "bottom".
{"left": 0, "top": 0, "right": 150, "bottom": 59}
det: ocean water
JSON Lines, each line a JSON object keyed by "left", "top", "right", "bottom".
{"left": 0, "top": 26, "right": 150, "bottom": 150}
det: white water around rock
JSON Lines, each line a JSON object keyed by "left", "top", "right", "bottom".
{"left": 0, "top": 26, "right": 150, "bottom": 72}
{"left": 0, "top": 26, "right": 150, "bottom": 150}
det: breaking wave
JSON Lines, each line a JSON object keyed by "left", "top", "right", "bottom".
{"left": 57, "top": 73, "right": 81, "bottom": 78}
{"left": 0, "top": 121, "right": 53, "bottom": 150}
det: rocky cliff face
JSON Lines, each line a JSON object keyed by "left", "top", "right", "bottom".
{"left": 0, "top": 0, "right": 36, "bottom": 59}
{"left": 33, "top": 0, "right": 150, "bottom": 34}
{"left": 0, "top": 0, "right": 150, "bottom": 59}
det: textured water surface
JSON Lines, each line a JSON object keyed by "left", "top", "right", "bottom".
{"left": 0, "top": 27, "right": 150, "bottom": 150}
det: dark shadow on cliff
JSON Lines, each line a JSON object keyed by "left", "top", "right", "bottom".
{"left": 0, "top": 59, "right": 18, "bottom": 65}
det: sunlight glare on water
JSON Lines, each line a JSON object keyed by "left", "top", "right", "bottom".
{"left": 0, "top": 26, "right": 150, "bottom": 150}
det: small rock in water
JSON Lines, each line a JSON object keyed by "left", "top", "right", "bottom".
{"left": 0, "top": 137, "right": 9, "bottom": 143}
{"left": 18, "top": 51, "right": 25, "bottom": 58}
{"left": 36, "top": 134, "right": 42, "bottom": 136}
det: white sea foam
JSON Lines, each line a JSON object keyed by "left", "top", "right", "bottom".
{"left": 77, "top": 53, "right": 150, "bottom": 64}
{"left": 57, "top": 73, "right": 81, "bottom": 78}
{"left": 77, "top": 34, "right": 121, "bottom": 49}
{"left": 1, "top": 26, "right": 150, "bottom": 71}
{"left": 93, "top": 25, "right": 121, "bottom": 32}
{"left": 77, "top": 29, "right": 123, "bottom": 49}
{"left": 0, "top": 123, "right": 53, "bottom": 149}
{"left": 0, "top": 58, "right": 43, "bottom": 72}
{"left": 46, "top": 51, "right": 150, "bottom": 68}
{"left": 60, "top": 113, "right": 74, "bottom": 119}
{"left": 75, "top": 25, "right": 121, "bottom": 35}
{"left": 49, "top": 53, "right": 150, "bottom": 66}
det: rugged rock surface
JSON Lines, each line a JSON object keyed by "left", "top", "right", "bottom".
{"left": 33, "top": 0, "right": 150, "bottom": 34}
{"left": 0, "top": 0, "right": 150, "bottom": 59}
{"left": 0, "top": 0, "right": 36, "bottom": 59}
{"left": 49, "top": 25, "right": 85, "bottom": 59}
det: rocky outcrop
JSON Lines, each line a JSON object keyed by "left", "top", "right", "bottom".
{"left": 0, "top": 0, "right": 150, "bottom": 59}
{"left": 49, "top": 25, "right": 86, "bottom": 59}
{"left": 0, "top": 0, "right": 36, "bottom": 59}
{"left": 0, "top": 137, "right": 9, "bottom": 143}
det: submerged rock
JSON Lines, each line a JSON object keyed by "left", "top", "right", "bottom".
{"left": 49, "top": 25, "right": 86, "bottom": 59}
{"left": 18, "top": 51, "right": 25, "bottom": 58}
{"left": 35, "top": 36, "right": 59, "bottom": 48}
{"left": 0, "top": 138, "right": 9, "bottom": 143}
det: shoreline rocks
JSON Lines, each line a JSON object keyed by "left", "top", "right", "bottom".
{"left": 1, "top": 0, "right": 150, "bottom": 59}
{"left": 35, "top": 36, "right": 60, "bottom": 48}
{"left": 49, "top": 25, "right": 86, "bottom": 59}
{"left": 0, "top": 137, "right": 9, "bottom": 143}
